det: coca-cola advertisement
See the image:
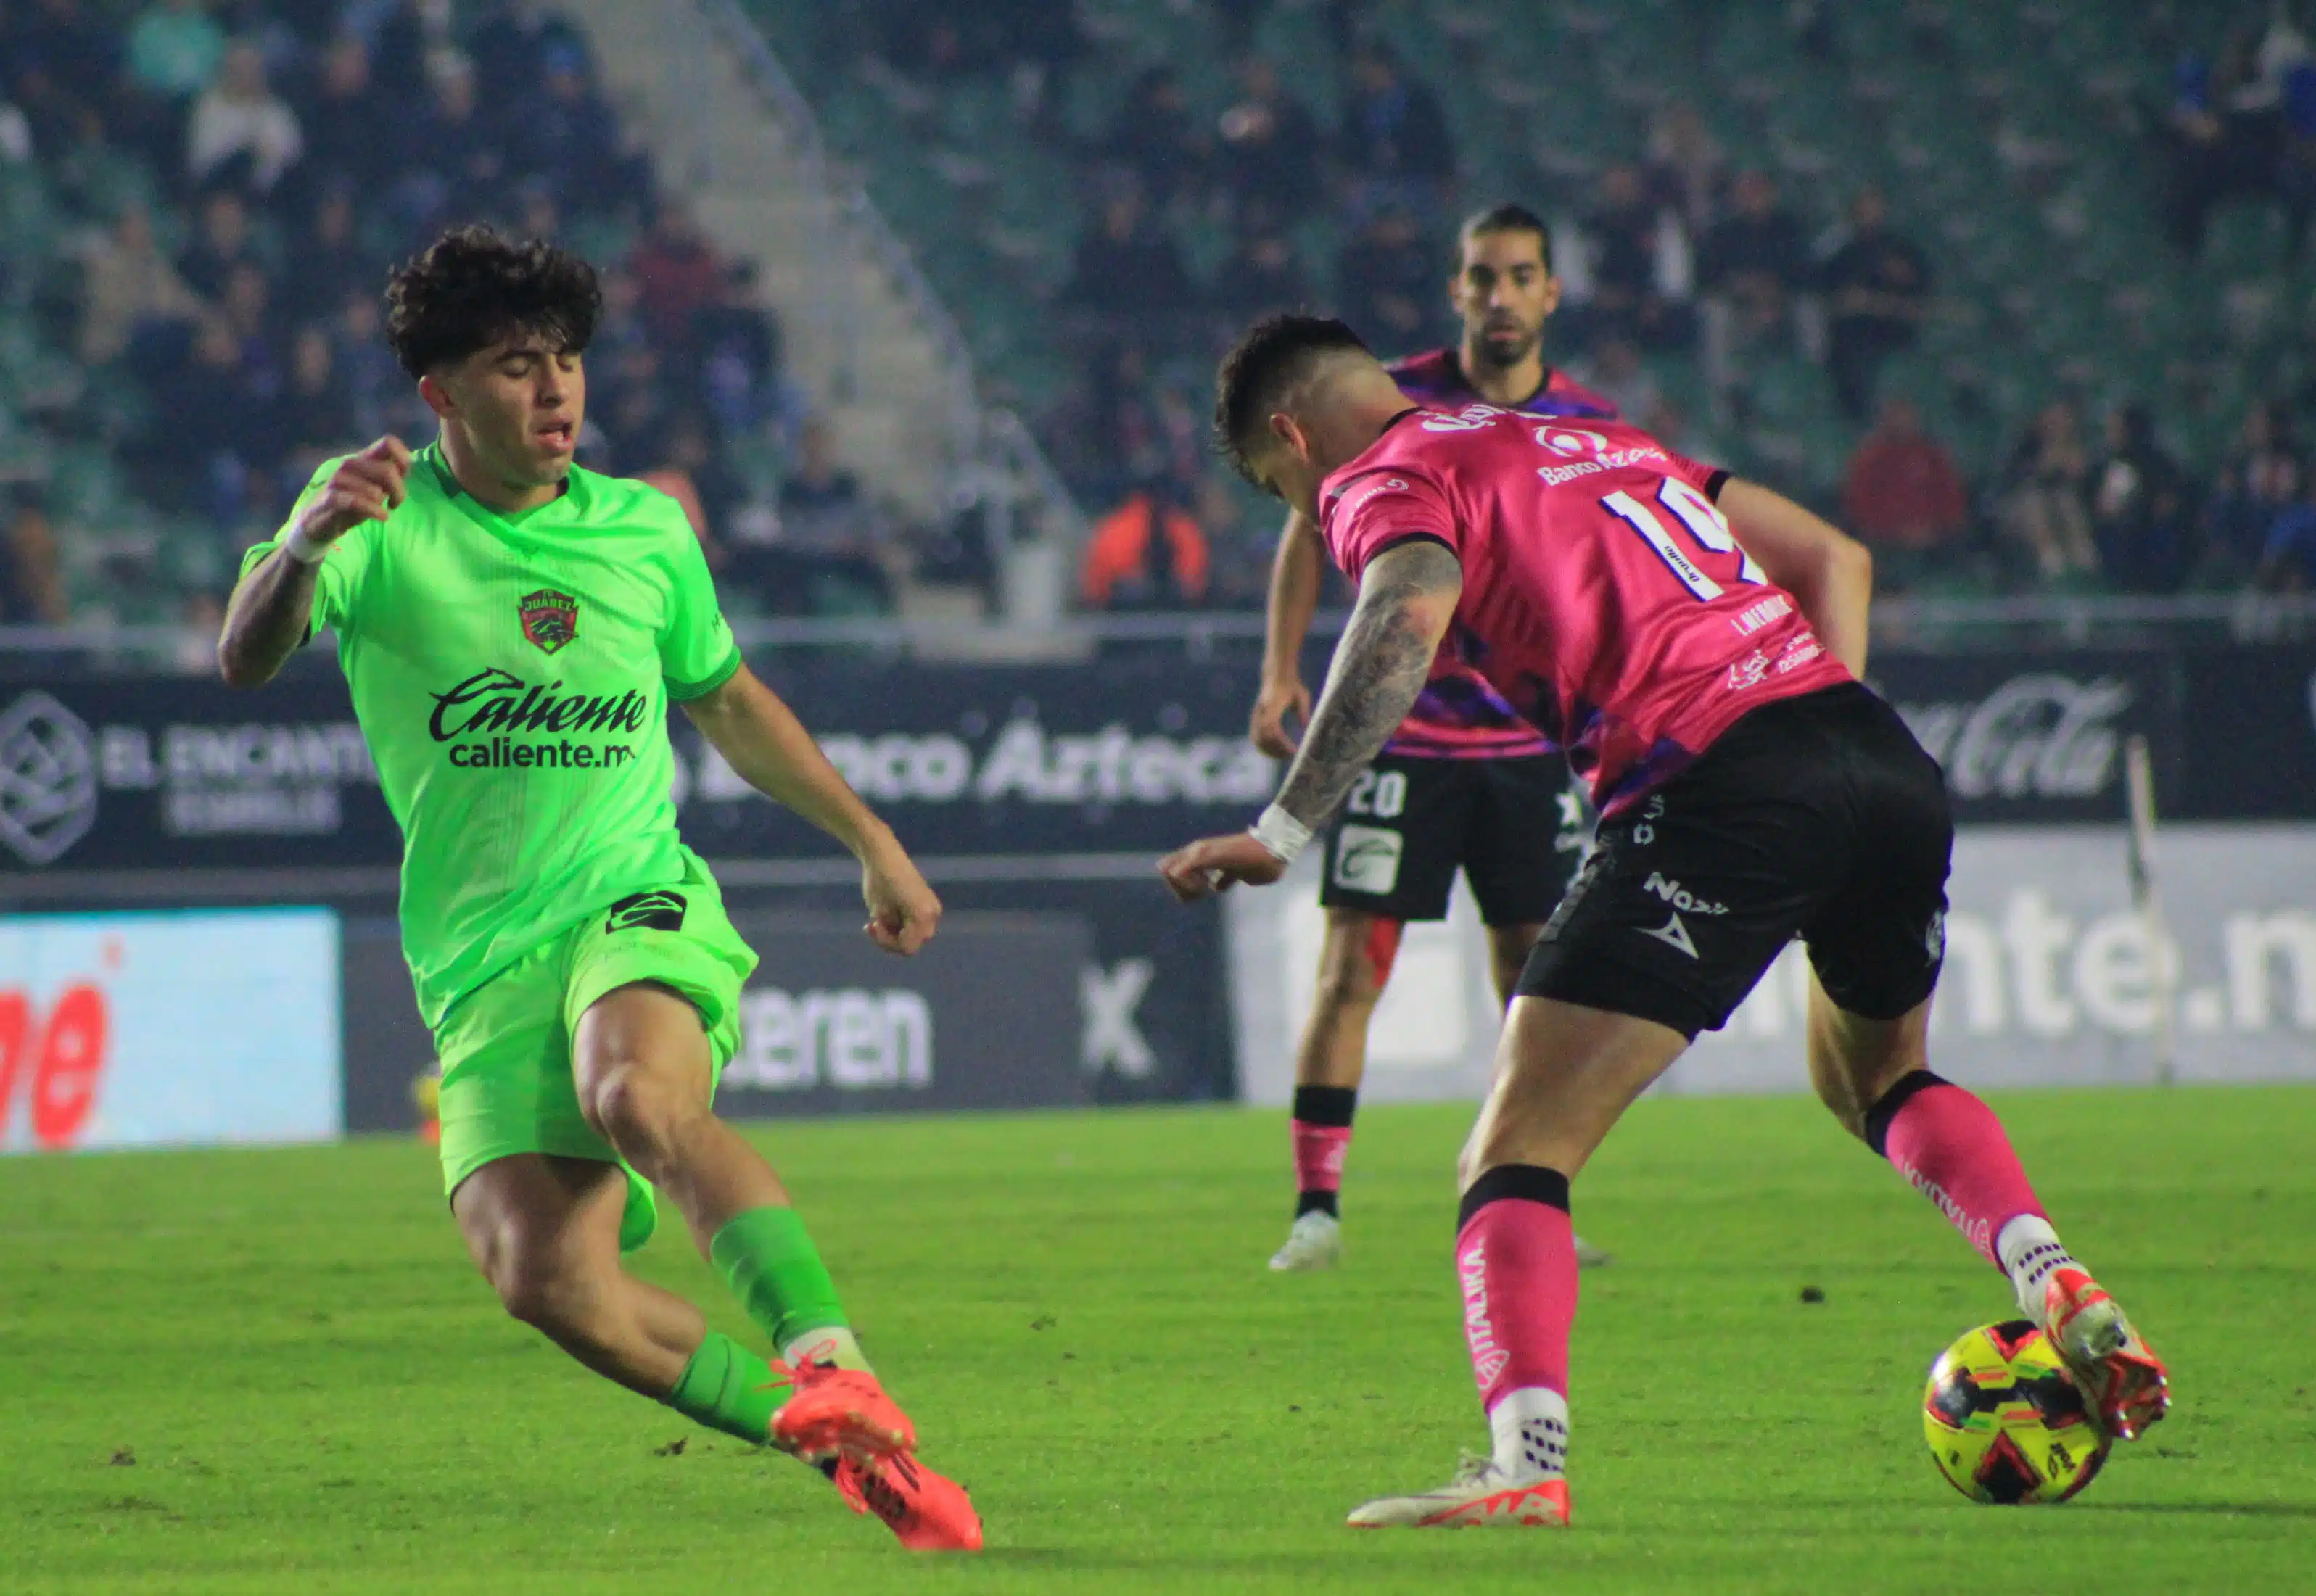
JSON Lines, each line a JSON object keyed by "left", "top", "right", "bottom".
{"left": 1868, "top": 653, "right": 2184, "bottom": 824}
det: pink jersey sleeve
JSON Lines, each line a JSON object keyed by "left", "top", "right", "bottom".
{"left": 1324, "top": 465, "right": 1459, "bottom": 582}
{"left": 1661, "top": 449, "right": 1731, "bottom": 500}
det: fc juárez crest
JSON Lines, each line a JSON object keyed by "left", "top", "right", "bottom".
{"left": 519, "top": 588, "right": 580, "bottom": 654}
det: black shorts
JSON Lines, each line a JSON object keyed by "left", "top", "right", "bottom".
{"left": 1516, "top": 683, "right": 1952, "bottom": 1040}
{"left": 1316, "top": 753, "right": 1588, "bottom": 925}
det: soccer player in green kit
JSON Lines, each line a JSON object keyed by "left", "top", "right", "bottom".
{"left": 217, "top": 227, "right": 981, "bottom": 1552}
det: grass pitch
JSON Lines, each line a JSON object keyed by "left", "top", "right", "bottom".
{"left": 4, "top": 1088, "right": 2312, "bottom": 1595}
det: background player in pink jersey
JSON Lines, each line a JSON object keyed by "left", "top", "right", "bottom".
{"left": 1164, "top": 315, "right": 2169, "bottom": 1529}
{"left": 1252, "top": 205, "right": 1617, "bottom": 1274}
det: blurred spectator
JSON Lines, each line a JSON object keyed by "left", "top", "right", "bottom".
{"left": 1216, "top": 57, "right": 1319, "bottom": 220}
{"left": 1573, "top": 339, "right": 1668, "bottom": 432}
{"left": 7, "top": 0, "right": 115, "bottom": 154}
{"left": 2090, "top": 404, "right": 2193, "bottom": 593}
{"left": 2259, "top": 477, "right": 2316, "bottom": 590}
{"left": 1063, "top": 191, "right": 1192, "bottom": 315}
{"left": 692, "top": 262, "right": 801, "bottom": 446}
{"left": 1105, "top": 66, "right": 1210, "bottom": 210}
{"left": 329, "top": 284, "right": 408, "bottom": 442}
{"left": 1998, "top": 401, "right": 2098, "bottom": 580}
{"left": 271, "top": 325, "right": 360, "bottom": 488}
{"left": 178, "top": 187, "right": 256, "bottom": 299}
{"left": 187, "top": 41, "right": 303, "bottom": 194}
{"left": 1336, "top": 207, "right": 1435, "bottom": 349}
{"left": 126, "top": 0, "right": 226, "bottom": 101}
{"left": 1820, "top": 186, "right": 1930, "bottom": 418}
{"left": 2203, "top": 398, "right": 2302, "bottom": 573}
{"left": 1646, "top": 102, "right": 1726, "bottom": 233}
{"left": 282, "top": 186, "right": 370, "bottom": 327}
{"left": 77, "top": 203, "right": 206, "bottom": 366}
{"left": 1698, "top": 170, "right": 1808, "bottom": 399}
{"left": 469, "top": 0, "right": 592, "bottom": 86}
{"left": 0, "top": 92, "right": 31, "bottom": 166}
{"left": 627, "top": 200, "right": 723, "bottom": 352}
{"left": 0, "top": 493, "right": 70, "bottom": 625}
{"left": 1337, "top": 45, "right": 1454, "bottom": 210}
{"left": 1211, "top": 215, "right": 1313, "bottom": 320}
{"left": 296, "top": 33, "right": 391, "bottom": 196}
{"left": 638, "top": 412, "right": 742, "bottom": 555}
{"left": 1081, "top": 481, "right": 1210, "bottom": 610}
{"left": 1573, "top": 162, "right": 1692, "bottom": 352}
{"left": 516, "top": 43, "right": 649, "bottom": 217}
{"left": 727, "top": 416, "right": 893, "bottom": 615}
{"left": 399, "top": 55, "right": 511, "bottom": 230}
{"left": 1839, "top": 396, "right": 1971, "bottom": 568}
{"left": 143, "top": 318, "right": 258, "bottom": 511}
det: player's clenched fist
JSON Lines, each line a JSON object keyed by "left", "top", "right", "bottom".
{"left": 1248, "top": 672, "right": 1312, "bottom": 760}
{"left": 862, "top": 837, "right": 944, "bottom": 956}
{"left": 284, "top": 437, "right": 413, "bottom": 562}
{"left": 1158, "top": 832, "right": 1288, "bottom": 902}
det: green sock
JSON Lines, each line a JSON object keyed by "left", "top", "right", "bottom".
{"left": 709, "top": 1205, "right": 853, "bottom": 1360}
{"left": 664, "top": 1331, "right": 790, "bottom": 1444}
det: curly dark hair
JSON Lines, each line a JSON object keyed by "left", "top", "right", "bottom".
{"left": 384, "top": 225, "right": 603, "bottom": 379}
{"left": 1210, "top": 313, "right": 1371, "bottom": 487}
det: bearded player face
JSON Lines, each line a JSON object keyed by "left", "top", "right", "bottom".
{"left": 1450, "top": 226, "right": 1561, "bottom": 371}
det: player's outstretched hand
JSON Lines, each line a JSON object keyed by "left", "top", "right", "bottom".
{"left": 1248, "top": 673, "right": 1311, "bottom": 759}
{"left": 862, "top": 837, "right": 942, "bottom": 955}
{"left": 294, "top": 437, "right": 413, "bottom": 551}
{"left": 1158, "top": 832, "right": 1287, "bottom": 903}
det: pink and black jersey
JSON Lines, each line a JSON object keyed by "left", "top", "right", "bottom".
{"left": 1320, "top": 405, "right": 1854, "bottom": 816}
{"left": 1378, "top": 350, "right": 1617, "bottom": 759}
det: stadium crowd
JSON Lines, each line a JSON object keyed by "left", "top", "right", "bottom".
{"left": 0, "top": 0, "right": 930, "bottom": 634}
{"left": 9, "top": 1, "right": 2316, "bottom": 631}
{"left": 836, "top": 0, "right": 2316, "bottom": 608}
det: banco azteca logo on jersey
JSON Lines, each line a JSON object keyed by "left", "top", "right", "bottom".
{"left": 519, "top": 587, "right": 580, "bottom": 654}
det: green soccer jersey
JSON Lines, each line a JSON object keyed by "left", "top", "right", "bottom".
{"left": 240, "top": 444, "right": 743, "bottom": 1028}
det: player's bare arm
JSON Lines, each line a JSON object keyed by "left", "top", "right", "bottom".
{"left": 1250, "top": 506, "right": 1324, "bottom": 756}
{"left": 680, "top": 666, "right": 941, "bottom": 954}
{"left": 1163, "top": 539, "right": 1462, "bottom": 901}
{"left": 1718, "top": 479, "right": 1875, "bottom": 676}
{"left": 216, "top": 437, "right": 413, "bottom": 687}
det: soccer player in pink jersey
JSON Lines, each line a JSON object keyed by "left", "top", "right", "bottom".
{"left": 1162, "top": 315, "right": 2169, "bottom": 1528}
{"left": 1253, "top": 206, "right": 1616, "bottom": 1275}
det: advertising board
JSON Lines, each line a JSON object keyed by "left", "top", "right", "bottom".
{"left": 0, "top": 909, "right": 342, "bottom": 1150}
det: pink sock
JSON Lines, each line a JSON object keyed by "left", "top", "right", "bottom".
{"left": 1455, "top": 1191, "right": 1576, "bottom": 1410}
{"left": 1291, "top": 1120, "right": 1352, "bottom": 1196}
{"left": 1869, "top": 1072, "right": 2045, "bottom": 1270}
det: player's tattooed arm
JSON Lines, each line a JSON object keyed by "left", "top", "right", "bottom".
{"left": 1272, "top": 538, "right": 1462, "bottom": 829}
{"left": 1160, "top": 538, "right": 1459, "bottom": 904}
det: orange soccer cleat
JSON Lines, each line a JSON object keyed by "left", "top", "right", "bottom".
{"left": 2039, "top": 1266, "right": 2172, "bottom": 1442}
{"left": 1345, "top": 1453, "right": 1572, "bottom": 1528}
{"left": 831, "top": 1450, "right": 985, "bottom": 1552}
{"left": 767, "top": 1355, "right": 915, "bottom": 1465}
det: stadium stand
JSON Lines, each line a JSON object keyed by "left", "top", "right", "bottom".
{"left": 9, "top": 0, "right": 2316, "bottom": 631}
{"left": 0, "top": 0, "right": 927, "bottom": 641}
{"left": 739, "top": 0, "right": 2316, "bottom": 605}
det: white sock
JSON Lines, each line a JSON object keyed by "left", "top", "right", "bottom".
{"left": 1995, "top": 1215, "right": 2079, "bottom": 1321}
{"left": 1488, "top": 1387, "right": 1569, "bottom": 1481}
{"left": 782, "top": 1326, "right": 871, "bottom": 1373}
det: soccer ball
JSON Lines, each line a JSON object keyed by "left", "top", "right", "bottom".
{"left": 1922, "top": 1320, "right": 2109, "bottom": 1504}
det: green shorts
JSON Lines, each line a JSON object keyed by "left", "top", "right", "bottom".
{"left": 433, "top": 856, "right": 757, "bottom": 1253}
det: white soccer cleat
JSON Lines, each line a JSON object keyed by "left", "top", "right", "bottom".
{"left": 1346, "top": 1452, "right": 1571, "bottom": 1528}
{"left": 1268, "top": 1210, "right": 1342, "bottom": 1272}
{"left": 1574, "top": 1234, "right": 1613, "bottom": 1268}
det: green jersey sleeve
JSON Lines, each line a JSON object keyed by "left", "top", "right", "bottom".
{"left": 236, "top": 456, "right": 375, "bottom": 637}
{"left": 656, "top": 497, "right": 743, "bottom": 700}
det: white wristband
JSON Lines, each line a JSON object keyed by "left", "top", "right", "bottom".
{"left": 281, "top": 521, "right": 334, "bottom": 565}
{"left": 1249, "top": 803, "right": 1314, "bottom": 864}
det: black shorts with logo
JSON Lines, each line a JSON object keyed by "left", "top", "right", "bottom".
{"left": 1515, "top": 683, "right": 1952, "bottom": 1039}
{"left": 1316, "top": 753, "right": 1588, "bottom": 926}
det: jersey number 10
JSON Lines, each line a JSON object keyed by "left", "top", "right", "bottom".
{"left": 1602, "top": 481, "right": 1764, "bottom": 602}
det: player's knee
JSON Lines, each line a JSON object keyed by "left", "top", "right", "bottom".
{"left": 487, "top": 1241, "right": 600, "bottom": 1340}
{"left": 585, "top": 1061, "right": 691, "bottom": 1157}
